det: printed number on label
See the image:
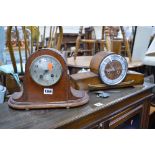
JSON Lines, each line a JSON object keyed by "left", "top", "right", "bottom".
{"left": 44, "top": 88, "right": 53, "bottom": 95}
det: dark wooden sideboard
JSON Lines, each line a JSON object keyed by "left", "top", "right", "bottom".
{"left": 0, "top": 82, "right": 154, "bottom": 129}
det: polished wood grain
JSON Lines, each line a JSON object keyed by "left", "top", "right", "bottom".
{"left": 0, "top": 82, "right": 154, "bottom": 128}
{"left": 73, "top": 51, "right": 143, "bottom": 91}
{"left": 15, "top": 26, "right": 24, "bottom": 74}
{"left": 6, "top": 26, "right": 17, "bottom": 73}
{"left": 74, "top": 26, "right": 83, "bottom": 60}
{"left": 71, "top": 71, "right": 144, "bottom": 90}
{"left": 67, "top": 56, "right": 143, "bottom": 74}
{"left": 89, "top": 51, "right": 112, "bottom": 74}
{"left": 56, "top": 26, "right": 63, "bottom": 51}
{"left": 8, "top": 48, "right": 89, "bottom": 109}
{"left": 105, "top": 27, "right": 111, "bottom": 51}
{"left": 120, "top": 26, "right": 132, "bottom": 62}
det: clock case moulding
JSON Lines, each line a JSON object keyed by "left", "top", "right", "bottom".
{"left": 8, "top": 48, "right": 89, "bottom": 110}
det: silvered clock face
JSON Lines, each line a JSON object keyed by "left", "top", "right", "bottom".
{"left": 99, "top": 54, "right": 128, "bottom": 85}
{"left": 30, "top": 55, "right": 62, "bottom": 86}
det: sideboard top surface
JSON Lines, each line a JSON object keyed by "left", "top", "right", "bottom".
{"left": 0, "top": 82, "right": 154, "bottom": 129}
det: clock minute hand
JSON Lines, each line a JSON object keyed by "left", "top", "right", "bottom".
{"left": 108, "top": 60, "right": 115, "bottom": 72}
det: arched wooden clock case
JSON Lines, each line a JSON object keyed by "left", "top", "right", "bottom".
{"left": 8, "top": 48, "right": 89, "bottom": 110}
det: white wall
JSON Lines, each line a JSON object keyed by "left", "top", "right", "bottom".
{"left": 132, "top": 26, "right": 153, "bottom": 61}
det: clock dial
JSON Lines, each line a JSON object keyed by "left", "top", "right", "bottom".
{"left": 99, "top": 54, "right": 128, "bottom": 85}
{"left": 30, "top": 55, "right": 62, "bottom": 86}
